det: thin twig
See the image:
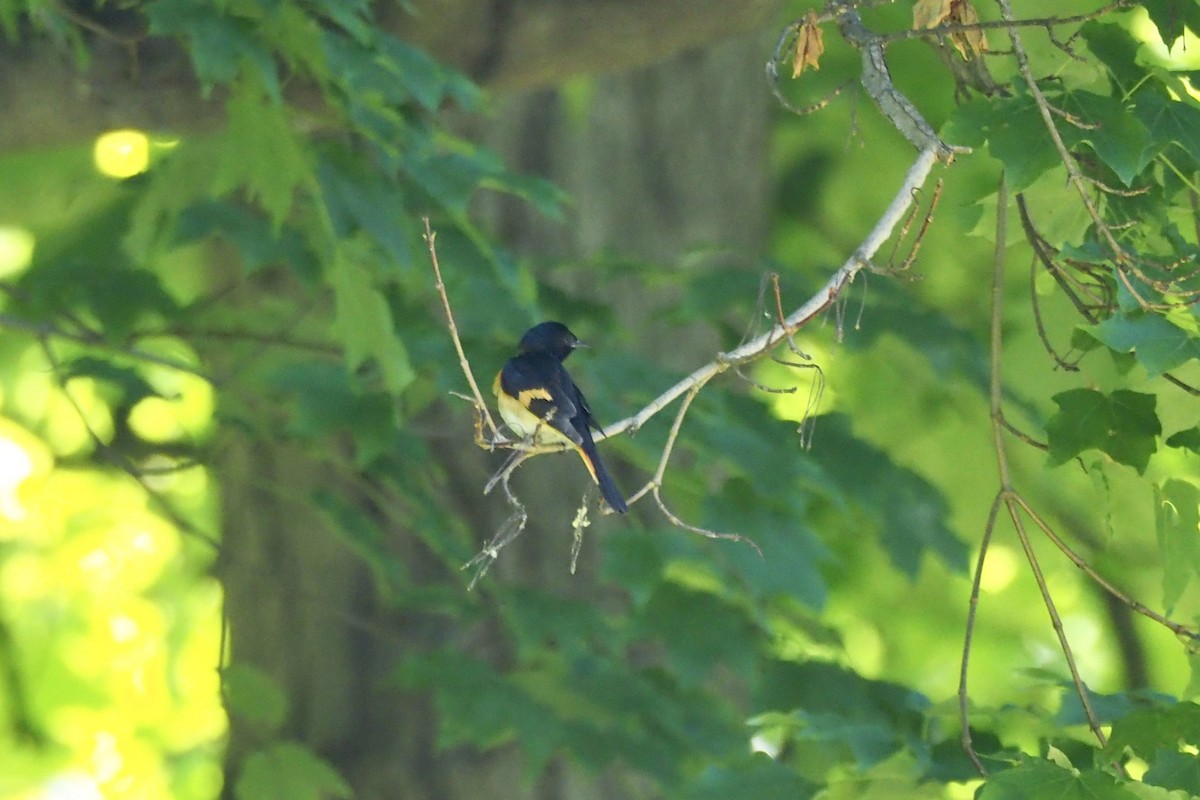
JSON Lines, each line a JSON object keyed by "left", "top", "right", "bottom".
{"left": 1009, "top": 500, "right": 1110, "bottom": 748}
{"left": 643, "top": 382, "right": 763, "bottom": 556}
{"left": 423, "top": 217, "right": 500, "bottom": 439}
{"left": 995, "top": 0, "right": 1142, "bottom": 306}
{"left": 982, "top": 175, "right": 1109, "bottom": 753}
{"left": 0, "top": 312, "right": 214, "bottom": 382}
{"left": 960, "top": 489, "right": 1002, "bottom": 776}
{"left": 1012, "top": 494, "right": 1200, "bottom": 643}
{"left": 1029, "top": 254, "right": 1082, "bottom": 372}
{"left": 998, "top": 414, "right": 1048, "bottom": 450}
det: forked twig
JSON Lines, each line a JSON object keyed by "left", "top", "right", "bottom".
{"left": 642, "top": 383, "right": 762, "bottom": 557}
{"left": 1012, "top": 493, "right": 1200, "bottom": 644}
{"left": 960, "top": 489, "right": 1002, "bottom": 775}
{"left": 967, "top": 176, "right": 1119, "bottom": 769}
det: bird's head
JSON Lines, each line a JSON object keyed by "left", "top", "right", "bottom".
{"left": 516, "top": 321, "right": 584, "bottom": 361}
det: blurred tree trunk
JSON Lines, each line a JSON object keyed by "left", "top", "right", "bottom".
{"left": 216, "top": 25, "right": 773, "bottom": 800}
{"left": 0, "top": 0, "right": 785, "bottom": 151}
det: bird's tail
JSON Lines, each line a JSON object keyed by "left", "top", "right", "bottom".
{"left": 577, "top": 438, "right": 628, "bottom": 513}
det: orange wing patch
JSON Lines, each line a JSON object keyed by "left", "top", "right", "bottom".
{"left": 517, "top": 387, "right": 553, "bottom": 405}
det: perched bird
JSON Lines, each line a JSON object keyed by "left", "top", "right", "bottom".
{"left": 493, "top": 321, "right": 628, "bottom": 513}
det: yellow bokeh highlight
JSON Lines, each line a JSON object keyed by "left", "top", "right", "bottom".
{"left": 762, "top": 339, "right": 837, "bottom": 423}
{"left": 979, "top": 544, "right": 1018, "bottom": 593}
{"left": 93, "top": 130, "right": 150, "bottom": 179}
{"left": 127, "top": 346, "right": 215, "bottom": 445}
{"left": 0, "top": 411, "right": 225, "bottom": 799}
{"left": 0, "top": 421, "right": 52, "bottom": 524}
{"left": 0, "top": 225, "right": 35, "bottom": 279}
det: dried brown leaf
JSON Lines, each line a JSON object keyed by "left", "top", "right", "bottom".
{"left": 912, "top": 0, "right": 952, "bottom": 29}
{"left": 949, "top": 0, "right": 989, "bottom": 59}
{"left": 792, "top": 11, "right": 825, "bottom": 77}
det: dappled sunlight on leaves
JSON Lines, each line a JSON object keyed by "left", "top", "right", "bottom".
{"left": 0, "top": 378, "right": 223, "bottom": 797}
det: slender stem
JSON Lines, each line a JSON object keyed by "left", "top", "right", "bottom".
{"left": 960, "top": 490, "right": 1002, "bottom": 775}
{"left": 423, "top": 217, "right": 500, "bottom": 439}
{"left": 0, "top": 312, "right": 213, "bottom": 382}
{"left": 984, "top": 176, "right": 1109, "bottom": 752}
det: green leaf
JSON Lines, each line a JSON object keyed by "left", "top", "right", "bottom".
{"left": 174, "top": 200, "right": 318, "bottom": 278}
{"left": 715, "top": 509, "right": 829, "bottom": 609}
{"left": 480, "top": 168, "right": 569, "bottom": 221}
{"left": 1144, "top": 748, "right": 1200, "bottom": 794}
{"left": 269, "top": 361, "right": 398, "bottom": 464}
{"left": 0, "top": 0, "right": 19, "bottom": 38}
{"left": 63, "top": 357, "right": 163, "bottom": 405}
{"left": 321, "top": 29, "right": 411, "bottom": 108}
{"left": 315, "top": 0, "right": 373, "bottom": 43}
{"left": 944, "top": 86, "right": 1155, "bottom": 190}
{"left": 222, "top": 663, "right": 288, "bottom": 734}
{"left": 403, "top": 149, "right": 488, "bottom": 214}
{"left": 1089, "top": 312, "right": 1200, "bottom": 377}
{"left": 686, "top": 756, "right": 818, "bottom": 800}
{"left": 1142, "top": 0, "right": 1200, "bottom": 44}
{"left": 502, "top": 588, "right": 613, "bottom": 658}
{"left": 1082, "top": 21, "right": 1148, "bottom": 93}
{"left": 1106, "top": 701, "right": 1200, "bottom": 758}
{"left": 330, "top": 238, "right": 415, "bottom": 397}
{"left": 1058, "top": 91, "right": 1154, "bottom": 186}
{"left": 1167, "top": 427, "right": 1200, "bottom": 454}
{"left": 145, "top": 0, "right": 280, "bottom": 97}
{"left": 234, "top": 742, "right": 352, "bottom": 800}
{"left": 1133, "top": 88, "right": 1200, "bottom": 171}
{"left": 377, "top": 36, "right": 482, "bottom": 112}
{"left": 943, "top": 92, "right": 1060, "bottom": 192}
{"left": 602, "top": 528, "right": 669, "bottom": 602}
{"left": 1045, "top": 388, "right": 1160, "bottom": 473}
{"left": 1154, "top": 480, "right": 1200, "bottom": 613}
{"left": 634, "top": 583, "right": 759, "bottom": 684}
{"left": 395, "top": 650, "right": 561, "bottom": 754}
{"left": 755, "top": 660, "right": 929, "bottom": 771}
{"left": 814, "top": 415, "right": 967, "bottom": 576}
{"left": 978, "top": 760, "right": 1136, "bottom": 800}
{"left": 317, "top": 155, "right": 413, "bottom": 269}
{"left": 216, "top": 79, "right": 312, "bottom": 226}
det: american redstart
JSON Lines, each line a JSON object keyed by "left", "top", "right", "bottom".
{"left": 493, "top": 321, "right": 628, "bottom": 513}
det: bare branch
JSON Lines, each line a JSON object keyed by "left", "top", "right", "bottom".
{"left": 834, "top": 6, "right": 963, "bottom": 158}
{"left": 424, "top": 216, "right": 502, "bottom": 440}
{"left": 980, "top": 175, "right": 1110, "bottom": 757}
{"left": 0, "top": 311, "right": 214, "bottom": 383}
{"left": 960, "top": 489, "right": 1002, "bottom": 776}
{"left": 604, "top": 146, "right": 947, "bottom": 440}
